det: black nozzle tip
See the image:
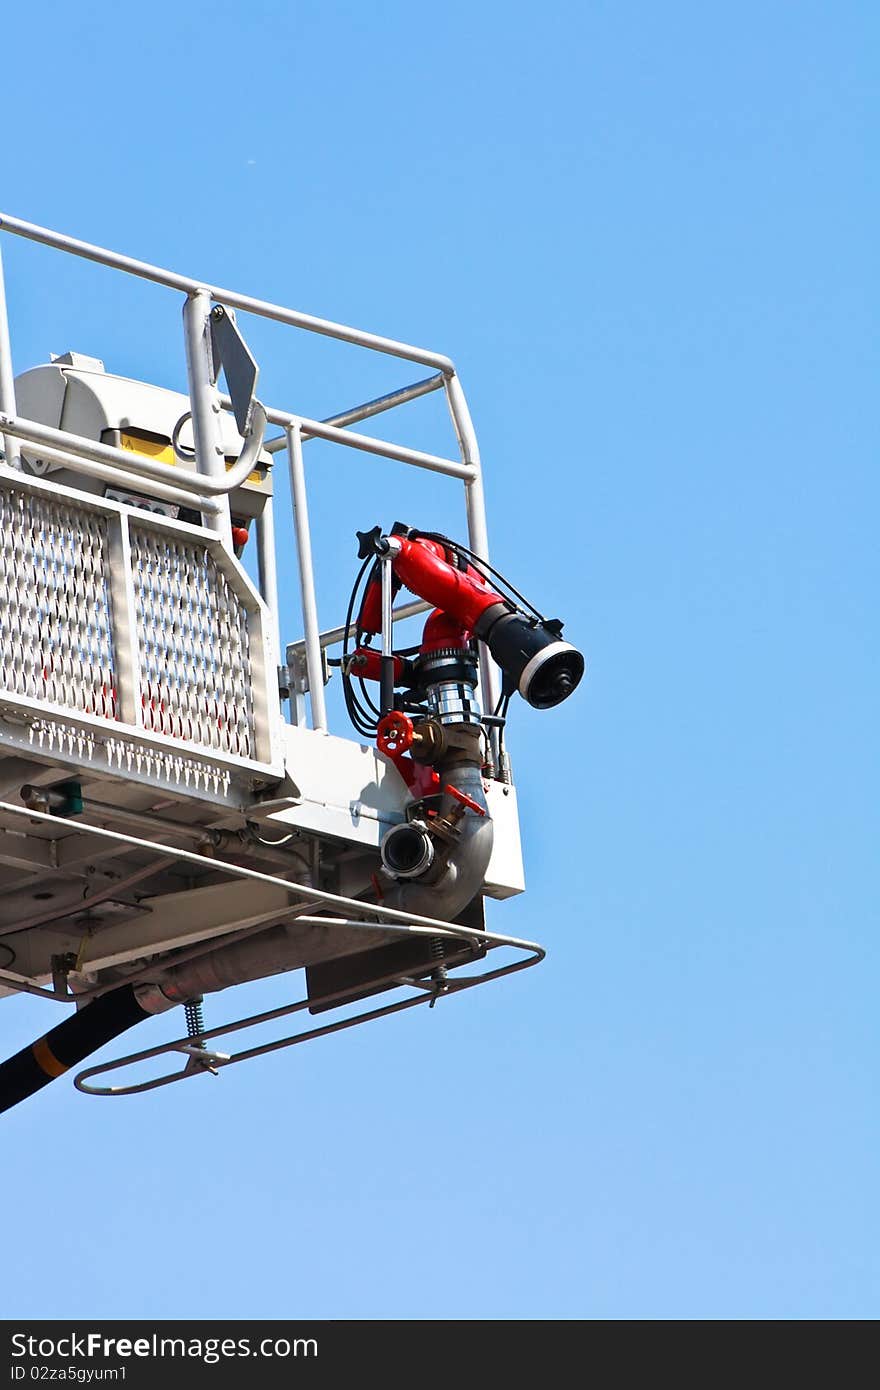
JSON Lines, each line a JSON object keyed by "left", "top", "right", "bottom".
{"left": 484, "top": 612, "right": 585, "bottom": 710}
{"left": 523, "top": 647, "right": 585, "bottom": 709}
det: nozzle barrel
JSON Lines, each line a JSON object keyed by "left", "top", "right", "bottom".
{"left": 478, "top": 610, "right": 585, "bottom": 709}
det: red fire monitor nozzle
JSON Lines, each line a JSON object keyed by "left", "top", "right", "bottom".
{"left": 356, "top": 528, "right": 584, "bottom": 710}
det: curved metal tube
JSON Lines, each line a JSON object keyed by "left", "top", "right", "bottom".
{"left": 380, "top": 763, "right": 494, "bottom": 921}
{"left": 0, "top": 402, "right": 267, "bottom": 500}
{"left": 169, "top": 400, "right": 268, "bottom": 493}
{"left": 0, "top": 422, "right": 224, "bottom": 513}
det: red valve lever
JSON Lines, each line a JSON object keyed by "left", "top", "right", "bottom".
{"left": 445, "top": 784, "right": 487, "bottom": 816}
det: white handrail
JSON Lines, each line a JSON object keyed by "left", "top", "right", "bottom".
{"left": 0, "top": 409, "right": 262, "bottom": 502}
{"left": 0, "top": 418, "right": 223, "bottom": 513}
{"left": 0, "top": 213, "right": 455, "bottom": 373}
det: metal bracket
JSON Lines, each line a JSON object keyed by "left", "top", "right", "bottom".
{"left": 286, "top": 647, "right": 331, "bottom": 697}
{"left": 209, "top": 304, "right": 259, "bottom": 436}
{"left": 50, "top": 953, "right": 76, "bottom": 999}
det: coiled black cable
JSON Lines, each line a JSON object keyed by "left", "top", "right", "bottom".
{"left": 341, "top": 556, "right": 384, "bottom": 738}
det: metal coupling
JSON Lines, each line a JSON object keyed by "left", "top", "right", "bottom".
{"left": 379, "top": 821, "right": 435, "bottom": 881}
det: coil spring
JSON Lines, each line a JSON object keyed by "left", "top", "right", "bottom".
{"left": 184, "top": 996, "right": 206, "bottom": 1042}
{"left": 429, "top": 936, "right": 448, "bottom": 1006}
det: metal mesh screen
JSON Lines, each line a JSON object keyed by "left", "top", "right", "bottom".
{"left": 130, "top": 527, "right": 256, "bottom": 758}
{"left": 0, "top": 486, "right": 118, "bottom": 718}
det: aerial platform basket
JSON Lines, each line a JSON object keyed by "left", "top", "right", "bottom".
{"left": 0, "top": 214, "right": 550, "bottom": 1106}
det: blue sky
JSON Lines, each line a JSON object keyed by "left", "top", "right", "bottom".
{"left": 0, "top": 1, "right": 877, "bottom": 1319}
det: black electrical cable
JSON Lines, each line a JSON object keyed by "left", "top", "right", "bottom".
{"left": 342, "top": 556, "right": 371, "bottom": 670}
{"left": 0, "top": 943, "right": 15, "bottom": 969}
{"left": 497, "top": 692, "right": 512, "bottom": 759}
{"left": 339, "top": 556, "right": 369, "bottom": 733}
{"left": 341, "top": 556, "right": 382, "bottom": 738}
{"left": 409, "top": 530, "right": 547, "bottom": 624}
{"left": 357, "top": 677, "right": 381, "bottom": 718}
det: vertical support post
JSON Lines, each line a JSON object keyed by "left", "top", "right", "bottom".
{"left": 443, "top": 372, "right": 501, "bottom": 753}
{"left": 287, "top": 657, "right": 308, "bottom": 727}
{"left": 286, "top": 421, "right": 327, "bottom": 732}
{"left": 105, "top": 514, "right": 143, "bottom": 727}
{"left": 255, "top": 494, "right": 283, "bottom": 706}
{"left": 0, "top": 242, "right": 21, "bottom": 470}
{"left": 380, "top": 552, "right": 395, "bottom": 716}
{"left": 182, "top": 290, "right": 232, "bottom": 548}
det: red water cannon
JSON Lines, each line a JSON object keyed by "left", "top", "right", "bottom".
{"left": 353, "top": 524, "right": 584, "bottom": 711}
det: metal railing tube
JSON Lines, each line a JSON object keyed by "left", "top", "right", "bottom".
{"left": 182, "top": 291, "right": 233, "bottom": 547}
{"left": 256, "top": 492, "right": 282, "bottom": 684}
{"left": 286, "top": 422, "right": 327, "bottom": 731}
{"left": 0, "top": 422, "right": 223, "bottom": 513}
{"left": 0, "top": 214, "right": 455, "bottom": 372}
{"left": 443, "top": 373, "right": 502, "bottom": 732}
{"left": 0, "top": 397, "right": 265, "bottom": 500}
{"left": 0, "top": 245, "right": 20, "bottom": 470}
{"left": 286, "top": 598, "right": 432, "bottom": 660}
{"left": 264, "top": 372, "right": 447, "bottom": 454}
{"left": 261, "top": 405, "right": 472, "bottom": 480}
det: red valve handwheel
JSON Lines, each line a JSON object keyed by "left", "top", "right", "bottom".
{"left": 377, "top": 711, "right": 414, "bottom": 757}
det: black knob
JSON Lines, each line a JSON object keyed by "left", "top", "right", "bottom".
{"left": 356, "top": 525, "right": 386, "bottom": 559}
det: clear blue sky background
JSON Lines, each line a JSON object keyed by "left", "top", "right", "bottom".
{"left": 1, "top": 1, "right": 876, "bottom": 1320}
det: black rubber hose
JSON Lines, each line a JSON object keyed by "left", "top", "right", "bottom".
{"left": 0, "top": 984, "right": 152, "bottom": 1115}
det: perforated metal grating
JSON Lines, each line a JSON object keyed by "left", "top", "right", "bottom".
{"left": 0, "top": 486, "right": 118, "bottom": 718}
{"left": 130, "top": 527, "right": 256, "bottom": 758}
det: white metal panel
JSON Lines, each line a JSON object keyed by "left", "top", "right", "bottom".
{"left": 268, "top": 723, "right": 409, "bottom": 847}
{"left": 13, "top": 364, "right": 67, "bottom": 432}
{"left": 483, "top": 781, "right": 526, "bottom": 899}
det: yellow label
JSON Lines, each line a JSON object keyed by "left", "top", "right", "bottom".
{"left": 120, "top": 434, "right": 262, "bottom": 486}
{"left": 120, "top": 433, "right": 176, "bottom": 467}
{"left": 225, "top": 457, "right": 263, "bottom": 486}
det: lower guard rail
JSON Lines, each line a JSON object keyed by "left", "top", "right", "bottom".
{"left": 73, "top": 925, "right": 542, "bottom": 1097}
{"left": 0, "top": 800, "right": 544, "bottom": 1099}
